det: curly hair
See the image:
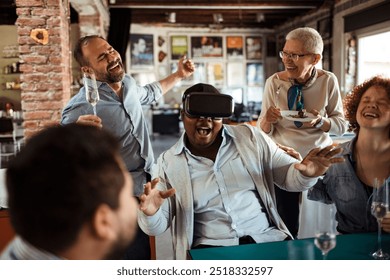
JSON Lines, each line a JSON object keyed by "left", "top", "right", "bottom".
{"left": 343, "top": 75, "right": 390, "bottom": 134}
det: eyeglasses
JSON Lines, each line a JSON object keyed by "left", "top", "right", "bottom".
{"left": 279, "top": 51, "right": 311, "bottom": 62}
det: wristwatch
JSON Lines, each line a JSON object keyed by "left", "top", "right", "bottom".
{"left": 315, "top": 117, "right": 324, "bottom": 129}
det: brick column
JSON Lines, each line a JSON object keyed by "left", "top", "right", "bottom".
{"left": 71, "top": 0, "right": 110, "bottom": 38}
{"left": 15, "top": 0, "right": 71, "bottom": 138}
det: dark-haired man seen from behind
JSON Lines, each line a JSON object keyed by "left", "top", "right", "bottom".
{"left": 1, "top": 124, "right": 138, "bottom": 260}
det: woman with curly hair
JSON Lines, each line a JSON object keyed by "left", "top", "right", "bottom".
{"left": 308, "top": 75, "right": 390, "bottom": 234}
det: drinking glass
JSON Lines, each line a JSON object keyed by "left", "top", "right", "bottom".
{"left": 314, "top": 203, "right": 337, "bottom": 259}
{"left": 83, "top": 70, "right": 99, "bottom": 116}
{"left": 0, "top": 142, "right": 17, "bottom": 169}
{"left": 370, "top": 178, "right": 389, "bottom": 260}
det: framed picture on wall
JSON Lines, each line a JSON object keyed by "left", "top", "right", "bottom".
{"left": 246, "top": 63, "right": 264, "bottom": 86}
{"left": 130, "top": 34, "right": 154, "bottom": 68}
{"left": 171, "top": 35, "right": 188, "bottom": 60}
{"left": 227, "top": 62, "right": 244, "bottom": 87}
{"left": 187, "top": 62, "right": 206, "bottom": 84}
{"left": 206, "top": 62, "right": 224, "bottom": 86}
{"left": 191, "top": 36, "right": 223, "bottom": 58}
{"left": 226, "top": 36, "right": 244, "bottom": 59}
{"left": 245, "top": 36, "right": 262, "bottom": 60}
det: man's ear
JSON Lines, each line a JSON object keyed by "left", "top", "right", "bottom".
{"left": 312, "top": 54, "right": 321, "bottom": 65}
{"left": 92, "top": 204, "right": 116, "bottom": 240}
{"left": 81, "top": 66, "right": 90, "bottom": 74}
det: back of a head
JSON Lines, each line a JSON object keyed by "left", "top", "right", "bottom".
{"left": 6, "top": 124, "right": 125, "bottom": 253}
{"left": 286, "top": 27, "right": 324, "bottom": 55}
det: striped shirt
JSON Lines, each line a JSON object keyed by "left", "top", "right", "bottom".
{"left": 0, "top": 236, "right": 62, "bottom": 260}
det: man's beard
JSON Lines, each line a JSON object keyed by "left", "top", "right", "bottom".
{"left": 103, "top": 232, "right": 134, "bottom": 260}
{"left": 96, "top": 60, "right": 125, "bottom": 84}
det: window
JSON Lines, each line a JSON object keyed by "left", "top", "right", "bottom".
{"left": 357, "top": 28, "right": 390, "bottom": 83}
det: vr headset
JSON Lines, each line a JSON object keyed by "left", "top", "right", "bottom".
{"left": 184, "top": 92, "right": 234, "bottom": 118}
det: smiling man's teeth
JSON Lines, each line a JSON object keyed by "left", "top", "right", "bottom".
{"left": 109, "top": 63, "right": 119, "bottom": 70}
{"left": 197, "top": 128, "right": 210, "bottom": 135}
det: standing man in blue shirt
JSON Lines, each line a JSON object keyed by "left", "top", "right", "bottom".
{"left": 61, "top": 35, "right": 194, "bottom": 259}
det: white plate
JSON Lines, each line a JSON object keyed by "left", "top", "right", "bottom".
{"left": 281, "top": 110, "right": 316, "bottom": 122}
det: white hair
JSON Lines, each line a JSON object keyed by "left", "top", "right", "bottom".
{"left": 286, "top": 27, "right": 324, "bottom": 55}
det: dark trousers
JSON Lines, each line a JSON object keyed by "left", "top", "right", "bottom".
{"left": 274, "top": 186, "right": 300, "bottom": 238}
{"left": 123, "top": 217, "right": 151, "bottom": 260}
{"left": 123, "top": 195, "right": 151, "bottom": 260}
{"left": 193, "top": 236, "right": 256, "bottom": 249}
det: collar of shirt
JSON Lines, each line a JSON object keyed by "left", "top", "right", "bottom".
{"left": 5, "top": 236, "right": 63, "bottom": 260}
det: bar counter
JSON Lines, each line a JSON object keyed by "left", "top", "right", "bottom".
{"left": 188, "top": 232, "right": 390, "bottom": 260}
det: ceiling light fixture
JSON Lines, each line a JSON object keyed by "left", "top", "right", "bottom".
{"left": 213, "top": 13, "right": 223, "bottom": 23}
{"left": 256, "top": 13, "right": 265, "bottom": 23}
{"left": 168, "top": 12, "right": 176, "bottom": 23}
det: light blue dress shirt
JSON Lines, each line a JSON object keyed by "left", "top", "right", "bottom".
{"left": 61, "top": 74, "right": 162, "bottom": 196}
{"left": 183, "top": 129, "right": 287, "bottom": 247}
{"left": 138, "top": 124, "right": 318, "bottom": 259}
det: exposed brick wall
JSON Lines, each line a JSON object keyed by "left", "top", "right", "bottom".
{"left": 15, "top": 0, "right": 71, "bottom": 138}
{"left": 72, "top": 0, "right": 110, "bottom": 38}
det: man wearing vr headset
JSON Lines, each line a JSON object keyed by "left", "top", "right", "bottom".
{"left": 138, "top": 83, "right": 344, "bottom": 260}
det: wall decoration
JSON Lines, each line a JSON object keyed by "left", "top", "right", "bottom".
{"left": 226, "top": 36, "right": 244, "bottom": 59}
{"left": 187, "top": 63, "right": 206, "bottom": 84}
{"left": 246, "top": 63, "right": 264, "bottom": 86}
{"left": 227, "top": 62, "right": 244, "bottom": 87}
{"left": 171, "top": 35, "right": 188, "bottom": 60}
{"left": 30, "top": 28, "right": 49, "bottom": 45}
{"left": 207, "top": 62, "right": 224, "bottom": 86}
{"left": 130, "top": 34, "right": 154, "bottom": 68}
{"left": 246, "top": 36, "right": 262, "bottom": 60}
{"left": 191, "top": 36, "right": 223, "bottom": 58}
{"left": 158, "top": 50, "right": 167, "bottom": 63}
{"left": 224, "top": 87, "right": 243, "bottom": 104}
{"left": 158, "top": 36, "right": 165, "bottom": 47}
